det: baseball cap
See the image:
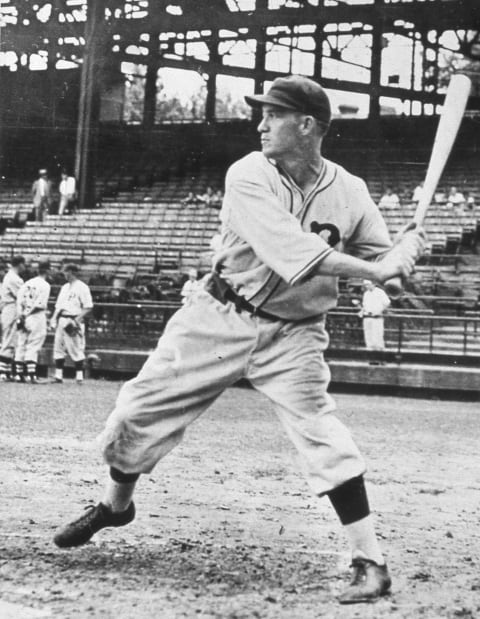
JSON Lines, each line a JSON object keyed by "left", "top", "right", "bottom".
{"left": 245, "top": 75, "right": 331, "bottom": 125}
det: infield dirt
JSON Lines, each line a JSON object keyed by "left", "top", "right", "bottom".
{"left": 1, "top": 381, "right": 479, "bottom": 618}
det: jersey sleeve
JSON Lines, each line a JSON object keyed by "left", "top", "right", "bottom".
{"left": 80, "top": 284, "right": 93, "bottom": 309}
{"left": 223, "top": 159, "right": 333, "bottom": 285}
{"left": 345, "top": 179, "right": 393, "bottom": 260}
{"left": 16, "top": 283, "right": 27, "bottom": 313}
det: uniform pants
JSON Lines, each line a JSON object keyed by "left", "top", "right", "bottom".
{"left": 15, "top": 313, "right": 47, "bottom": 364}
{"left": 0, "top": 304, "right": 18, "bottom": 360}
{"left": 363, "top": 316, "right": 385, "bottom": 350}
{"left": 54, "top": 317, "right": 86, "bottom": 362}
{"left": 100, "top": 290, "right": 366, "bottom": 496}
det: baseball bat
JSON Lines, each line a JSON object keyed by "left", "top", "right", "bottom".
{"left": 384, "top": 73, "right": 472, "bottom": 298}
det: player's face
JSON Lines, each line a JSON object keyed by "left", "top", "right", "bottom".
{"left": 257, "top": 105, "right": 303, "bottom": 160}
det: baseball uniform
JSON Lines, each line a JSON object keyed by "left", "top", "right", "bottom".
{"left": 362, "top": 286, "right": 391, "bottom": 350}
{"left": 15, "top": 276, "right": 51, "bottom": 379}
{"left": 99, "top": 152, "right": 392, "bottom": 496}
{"left": 53, "top": 279, "right": 93, "bottom": 363}
{"left": 0, "top": 269, "right": 24, "bottom": 376}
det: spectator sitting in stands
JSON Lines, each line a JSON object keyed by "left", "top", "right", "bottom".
{"left": 412, "top": 181, "right": 424, "bottom": 204}
{"left": 181, "top": 192, "right": 200, "bottom": 206}
{"left": 446, "top": 186, "right": 465, "bottom": 213}
{"left": 434, "top": 187, "right": 447, "bottom": 204}
{"left": 210, "top": 189, "right": 224, "bottom": 210}
{"left": 197, "top": 186, "right": 214, "bottom": 205}
{"left": 378, "top": 187, "right": 400, "bottom": 209}
{"left": 180, "top": 269, "right": 200, "bottom": 306}
{"left": 464, "top": 191, "right": 475, "bottom": 211}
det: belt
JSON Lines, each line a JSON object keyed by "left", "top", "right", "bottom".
{"left": 59, "top": 313, "right": 78, "bottom": 319}
{"left": 223, "top": 287, "right": 283, "bottom": 321}
{"left": 206, "top": 272, "right": 283, "bottom": 321}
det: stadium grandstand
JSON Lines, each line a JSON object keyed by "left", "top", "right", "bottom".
{"left": 1, "top": 0, "right": 480, "bottom": 391}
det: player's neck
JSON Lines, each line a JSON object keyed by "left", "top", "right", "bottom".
{"left": 279, "top": 151, "right": 324, "bottom": 194}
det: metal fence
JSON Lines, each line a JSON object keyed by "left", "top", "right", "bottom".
{"left": 47, "top": 302, "right": 480, "bottom": 357}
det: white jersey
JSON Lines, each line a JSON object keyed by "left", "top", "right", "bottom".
{"left": 55, "top": 279, "right": 93, "bottom": 316}
{"left": 362, "top": 287, "right": 391, "bottom": 316}
{"left": 1, "top": 270, "right": 24, "bottom": 306}
{"left": 214, "top": 152, "right": 392, "bottom": 320}
{"left": 17, "top": 276, "right": 51, "bottom": 315}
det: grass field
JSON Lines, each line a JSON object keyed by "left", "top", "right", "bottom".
{"left": 1, "top": 380, "right": 479, "bottom": 618}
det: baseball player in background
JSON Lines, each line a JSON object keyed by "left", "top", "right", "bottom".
{"left": 14, "top": 261, "right": 51, "bottom": 383}
{"left": 0, "top": 255, "right": 26, "bottom": 381}
{"left": 50, "top": 264, "right": 93, "bottom": 384}
{"left": 360, "top": 279, "right": 391, "bottom": 351}
{"left": 54, "top": 76, "right": 424, "bottom": 604}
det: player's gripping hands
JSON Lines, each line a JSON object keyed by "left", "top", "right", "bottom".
{"left": 375, "top": 224, "right": 425, "bottom": 284}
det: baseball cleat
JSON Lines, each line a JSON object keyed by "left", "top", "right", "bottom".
{"left": 53, "top": 501, "right": 135, "bottom": 548}
{"left": 338, "top": 557, "right": 391, "bottom": 604}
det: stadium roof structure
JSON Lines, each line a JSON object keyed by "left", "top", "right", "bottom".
{"left": 1, "top": 0, "right": 479, "bottom": 206}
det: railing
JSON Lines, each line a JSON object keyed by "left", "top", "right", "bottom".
{"left": 327, "top": 310, "right": 480, "bottom": 356}
{"left": 43, "top": 302, "right": 480, "bottom": 358}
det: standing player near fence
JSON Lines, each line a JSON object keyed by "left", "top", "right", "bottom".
{"left": 54, "top": 76, "right": 424, "bottom": 604}
{"left": 50, "top": 264, "right": 93, "bottom": 384}
{"left": 14, "top": 261, "right": 51, "bottom": 383}
{"left": 0, "top": 255, "right": 26, "bottom": 381}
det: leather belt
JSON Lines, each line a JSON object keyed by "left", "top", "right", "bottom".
{"left": 223, "top": 287, "right": 283, "bottom": 321}
{"left": 206, "top": 272, "right": 283, "bottom": 321}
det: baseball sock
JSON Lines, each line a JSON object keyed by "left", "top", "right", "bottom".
{"left": 75, "top": 360, "right": 84, "bottom": 382}
{"left": 55, "top": 358, "right": 64, "bottom": 380}
{"left": 26, "top": 361, "right": 36, "bottom": 379}
{"left": 0, "top": 356, "right": 11, "bottom": 378}
{"left": 327, "top": 475, "right": 384, "bottom": 565}
{"left": 102, "top": 467, "right": 140, "bottom": 513}
{"left": 15, "top": 361, "right": 24, "bottom": 378}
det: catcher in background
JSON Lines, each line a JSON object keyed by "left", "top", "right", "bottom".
{"left": 50, "top": 264, "right": 93, "bottom": 384}
{"left": 14, "top": 261, "right": 51, "bottom": 383}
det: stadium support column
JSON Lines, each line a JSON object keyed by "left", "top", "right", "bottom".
{"left": 75, "top": 0, "right": 107, "bottom": 211}
{"left": 252, "top": 27, "right": 267, "bottom": 125}
{"left": 369, "top": 2, "right": 383, "bottom": 122}
{"left": 143, "top": 33, "right": 160, "bottom": 129}
{"left": 206, "top": 35, "right": 220, "bottom": 123}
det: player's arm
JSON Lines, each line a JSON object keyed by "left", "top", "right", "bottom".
{"left": 75, "top": 286, "right": 93, "bottom": 325}
{"left": 312, "top": 234, "right": 422, "bottom": 284}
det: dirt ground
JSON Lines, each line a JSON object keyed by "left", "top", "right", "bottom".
{"left": 1, "top": 380, "right": 479, "bottom": 618}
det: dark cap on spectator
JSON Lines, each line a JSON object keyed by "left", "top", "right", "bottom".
{"left": 245, "top": 75, "right": 331, "bottom": 125}
{"left": 64, "top": 263, "right": 79, "bottom": 273}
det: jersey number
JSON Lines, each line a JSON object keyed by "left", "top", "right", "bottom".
{"left": 310, "top": 222, "right": 340, "bottom": 247}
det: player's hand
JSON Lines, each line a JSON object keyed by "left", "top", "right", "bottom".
{"left": 375, "top": 232, "right": 425, "bottom": 283}
{"left": 49, "top": 320, "right": 57, "bottom": 330}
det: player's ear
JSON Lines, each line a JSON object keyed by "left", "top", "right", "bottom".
{"left": 301, "top": 115, "right": 316, "bottom": 135}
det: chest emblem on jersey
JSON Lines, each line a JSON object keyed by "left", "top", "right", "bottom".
{"left": 310, "top": 222, "right": 341, "bottom": 247}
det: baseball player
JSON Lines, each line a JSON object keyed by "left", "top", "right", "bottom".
{"left": 360, "top": 279, "right": 391, "bottom": 351}
{"left": 50, "top": 264, "right": 93, "bottom": 384}
{"left": 0, "top": 255, "right": 26, "bottom": 381}
{"left": 54, "top": 76, "right": 424, "bottom": 604}
{"left": 14, "top": 261, "right": 51, "bottom": 383}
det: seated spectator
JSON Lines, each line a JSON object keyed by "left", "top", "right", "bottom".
{"left": 464, "top": 191, "right": 476, "bottom": 211}
{"left": 181, "top": 192, "right": 200, "bottom": 205}
{"left": 434, "top": 187, "right": 447, "bottom": 204}
{"left": 378, "top": 187, "right": 400, "bottom": 209}
{"left": 412, "top": 181, "right": 424, "bottom": 204}
{"left": 446, "top": 186, "right": 465, "bottom": 212}
{"left": 197, "top": 186, "right": 214, "bottom": 205}
{"left": 210, "top": 189, "right": 224, "bottom": 209}
{"left": 180, "top": 268, "right": 200, "bottom": 306}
